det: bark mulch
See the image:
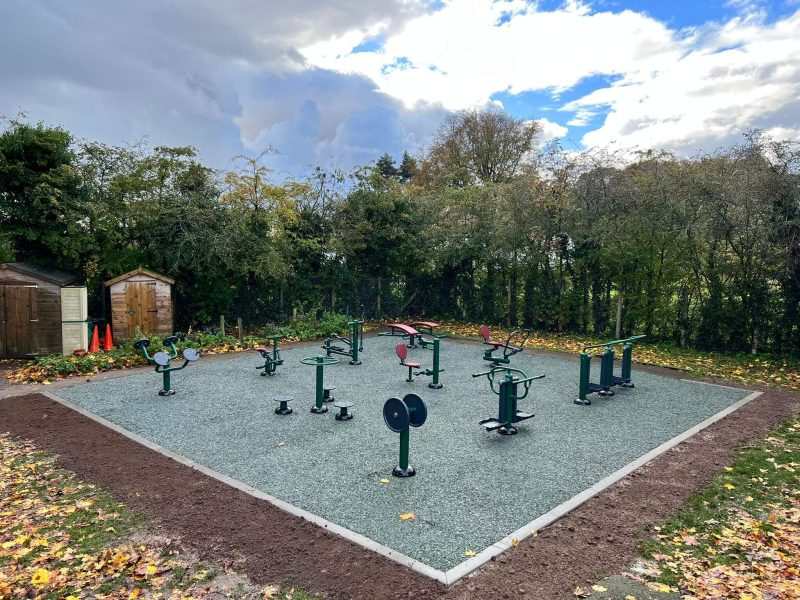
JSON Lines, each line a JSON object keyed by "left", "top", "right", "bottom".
{"left": 1, "top": 386, "right": 797, "bottom": 600}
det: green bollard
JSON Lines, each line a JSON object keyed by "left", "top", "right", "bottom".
{"left": 621, "top": 342, "right": 634, "bottom": 387}
{"left": 428, "top": 337, "right": 443, "bottom": 389}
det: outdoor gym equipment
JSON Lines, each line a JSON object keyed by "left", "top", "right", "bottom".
{"left": 255, "top": 335, "right": 284, "bottom": 376}
{"left": 575, "top": 335, "right": 646, "bottom": 405}
{"left": 300, "top": 355, "right": 339, "bottom": 413}
{"left": 383, "top": 393, "right": 428, "bottom": 477}
{"left": 134, "top": 335, "right": 200, "bottom": 396}
{"left": 380, "top": 323, "right": 420, "bottom": 347}
{"left": 322, "top": 319, "right": 364, "bottom": 365}
{"left": 395, "top": 342, "right": 444, "bottom": 389}
{"left": 273, "top": 398, "right": 293, "bottom": 415}
{"left": 480, "top": 325, "right": 531, "bottom": 365}
{"left": 334, "top": 401, "right": 354, "bottom": 421}
{"left": 472, "top": 366, "right": 544, "bottom": 435}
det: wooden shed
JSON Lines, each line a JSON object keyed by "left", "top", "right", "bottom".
{"left": 105, "top": 268, "right": 174, "bottom": 341}
{"left": 0, "top": 262, "right": 88, "bottom": 357}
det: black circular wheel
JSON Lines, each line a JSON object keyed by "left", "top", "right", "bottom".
{"left": 403, "top": 393, "right": 428, "bottom": 428}
{"left": 383, "top": 397, "right": 410, "bottom": 433}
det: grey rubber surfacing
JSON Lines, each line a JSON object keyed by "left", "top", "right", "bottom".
{"left": 55, "top": 335, "right": 753, "bottom": 576}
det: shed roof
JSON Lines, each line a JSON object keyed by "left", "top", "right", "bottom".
{"left": 104, "top": 267, "right": 175, "bottom": 287}
{"left": 0, "top": 262, "right": 81, "bottom": 286}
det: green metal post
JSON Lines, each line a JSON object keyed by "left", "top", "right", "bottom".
{"left": 578, "top": 352, "right": 590, "bottom": 403}
{"left": 349, "top": 320, "right": 362, "bottom": 365}
{"left": 162, "top": 370, "right": 171, "bottom": 394}
{"left": 621, "top": 342, "right": 634, "bottom": 387}
{"left": 600, "top": 347, "right": 615, "bottom": 391}
{"left": 429, "top": 338, "right": 443, "bottom": 389}
{"left": 499, "top": 378, "right": 511, "bottom": 425}
{"left": 398, "top": 429, "right": 409, "bottom": 471}
{"left": 311, "top": 362, "right": 327, "bottom": 413}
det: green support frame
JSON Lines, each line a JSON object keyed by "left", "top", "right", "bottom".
{"left": 322, "top": 320, "right": 364, "bottom": 365}
{"left": 575, "top": 335, "right": 646, "bottom": 405}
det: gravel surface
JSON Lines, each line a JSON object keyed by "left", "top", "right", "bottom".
{"left": 57, "top": 335, "right": 749, "bottom": 570}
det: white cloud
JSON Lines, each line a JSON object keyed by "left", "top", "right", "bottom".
{"left": 301, "top": 0, "right": 800, "bottom": 154}
{"left": 570, "top": 12, "right": 800, "bottom": 152}
{"left": 536, "top": 117, "right": 568, "bottom": 142}
{"left": 301, "top": 0, "right": 681, "bottom": 110}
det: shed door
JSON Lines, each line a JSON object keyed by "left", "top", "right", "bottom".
{"left": 125, "top": 282, "right": 157, "bottom": 338}
{"left": 0, "top": 285, "right": 38, "bottom": 356}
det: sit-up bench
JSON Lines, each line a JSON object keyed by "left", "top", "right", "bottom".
{"left": 380, "top": 323, "right": 420, "bottom": 347}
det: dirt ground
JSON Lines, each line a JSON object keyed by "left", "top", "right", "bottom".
{"left": 1, "top": 373, "right": 797, "bottom": 599}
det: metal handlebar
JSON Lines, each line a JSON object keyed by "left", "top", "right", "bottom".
{"left": 582, "top": 334, "right": 646, "bottom": 352}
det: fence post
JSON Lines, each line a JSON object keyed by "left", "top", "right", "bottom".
{"left": 237, "top": 317, "right": 243, "bottom": 342}
{"left": 220, "top": 315, "right": 225, "bottom": 337}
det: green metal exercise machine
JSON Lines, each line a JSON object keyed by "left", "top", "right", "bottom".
{"left": 472, "top": 366, "right": 544, "bottom": 435}
{"left": 134, "top": 335, "right": 200, "bottom": 396}
{"left": 479, "top": 325, "right": 531, "bottom": 366}
{"left": 395, "top": 342, "right": 444, "bottom": 389}
{"left": 255, "top": 335, "right": 284, "bottom": 376}
{"left": 576, "top": 335, "right": 646, "bottom": 405}
{"left": 383, "top": 393, "right": 428, "bottom": 477}
{"left": 322, "top": 319, "right": 364, "bottom": 365}
{"left": 300, "top": 355, "right": 339, "bottom": 414}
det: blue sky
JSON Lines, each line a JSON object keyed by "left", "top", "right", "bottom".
{"left": 1, "top": 1, "right": 799, "bottom": 176}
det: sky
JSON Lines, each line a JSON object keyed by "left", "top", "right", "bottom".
{"left": 1, "top": 0, "right": 799, "bottom": 177}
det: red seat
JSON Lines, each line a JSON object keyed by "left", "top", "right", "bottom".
{"left": 479, "top": 324, "right": 501, "bottom": 346}
{"left": 396, "top": 344, "right": 421, "bottom": 367}
{"left": 387, "top": 323, "right": 419, "bottom": 336}
{"left": 396, "top": 343, "right": 422, "bottom": 382}
{"left": 411, "top": 320, "right": 439, "bottom": 329}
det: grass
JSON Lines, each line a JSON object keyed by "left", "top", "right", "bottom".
{"left": 632, "top": 416, "right": 800, "bottom": 598}
{"left": 0, "top": 433, "right": 316, "bottom": 599}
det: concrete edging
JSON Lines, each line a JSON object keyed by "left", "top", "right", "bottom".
{"left": 37, "top": 386, "right": 762, "bottom": 586}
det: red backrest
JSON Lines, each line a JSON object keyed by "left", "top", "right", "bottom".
{"left": 395, "top": 343, "right": 408, "bottom": 362}
{"left": 479, "top": 324, "right": 491, "bottom": 342}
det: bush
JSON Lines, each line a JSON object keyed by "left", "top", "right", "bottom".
{"left": 7, "top": 312, "right": 356, "bottom": 383}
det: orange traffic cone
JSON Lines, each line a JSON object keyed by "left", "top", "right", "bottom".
{"left": 103, "top": 323, "right": 114, "bottom": 351}
{"left": 89, "top": 325, "right": 100, "bottom": 353}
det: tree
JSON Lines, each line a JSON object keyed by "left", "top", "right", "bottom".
{"left": 419, "top": 109, "right": 539, "bottom": 186}
{"left": 399, "top": 151, "right": 418, "bottom": 182}
{"left": 375, "top": 153, "right": 398, "bottom": 179}
{"left": 0, "top": 120, "right": 84, "bottom": 267}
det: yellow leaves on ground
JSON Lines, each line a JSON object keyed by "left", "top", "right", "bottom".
{"left": 463, "top": 549, "right": 477, "bottom": 557}
{"left": 636, "top": 417, "right": 800, "bottom": 600}
{"left": 0, "top": 433, "right": 277, "bottom": 600}
{"left": 436, "top": 320, "right": 800, "bottom": 392}
{"left": 399, "top": 512, "right": 416, "bottom": 521}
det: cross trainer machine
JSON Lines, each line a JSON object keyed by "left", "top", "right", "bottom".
{"left": 134, "top": 335, "right": 200, "bottom": 396}
{"left": 472, "top": 366, "right": 544, "bottom": 435}
{"left": 479, "top": 325, "right": 531, "bottom": 366}
{"left": 255, "top": 335, "right": 284, "bottom": 376}
{"left": 322, "top": 319, "right": 364, "bottom": 365}
{"left": 395, "top": 342, "right": 444, "bottom": 388}
{"left": 383, "top": 393, "right": 428, "bottom": 477}
{"left": 576, "top": 335, "right": 646, "bottom": 405}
